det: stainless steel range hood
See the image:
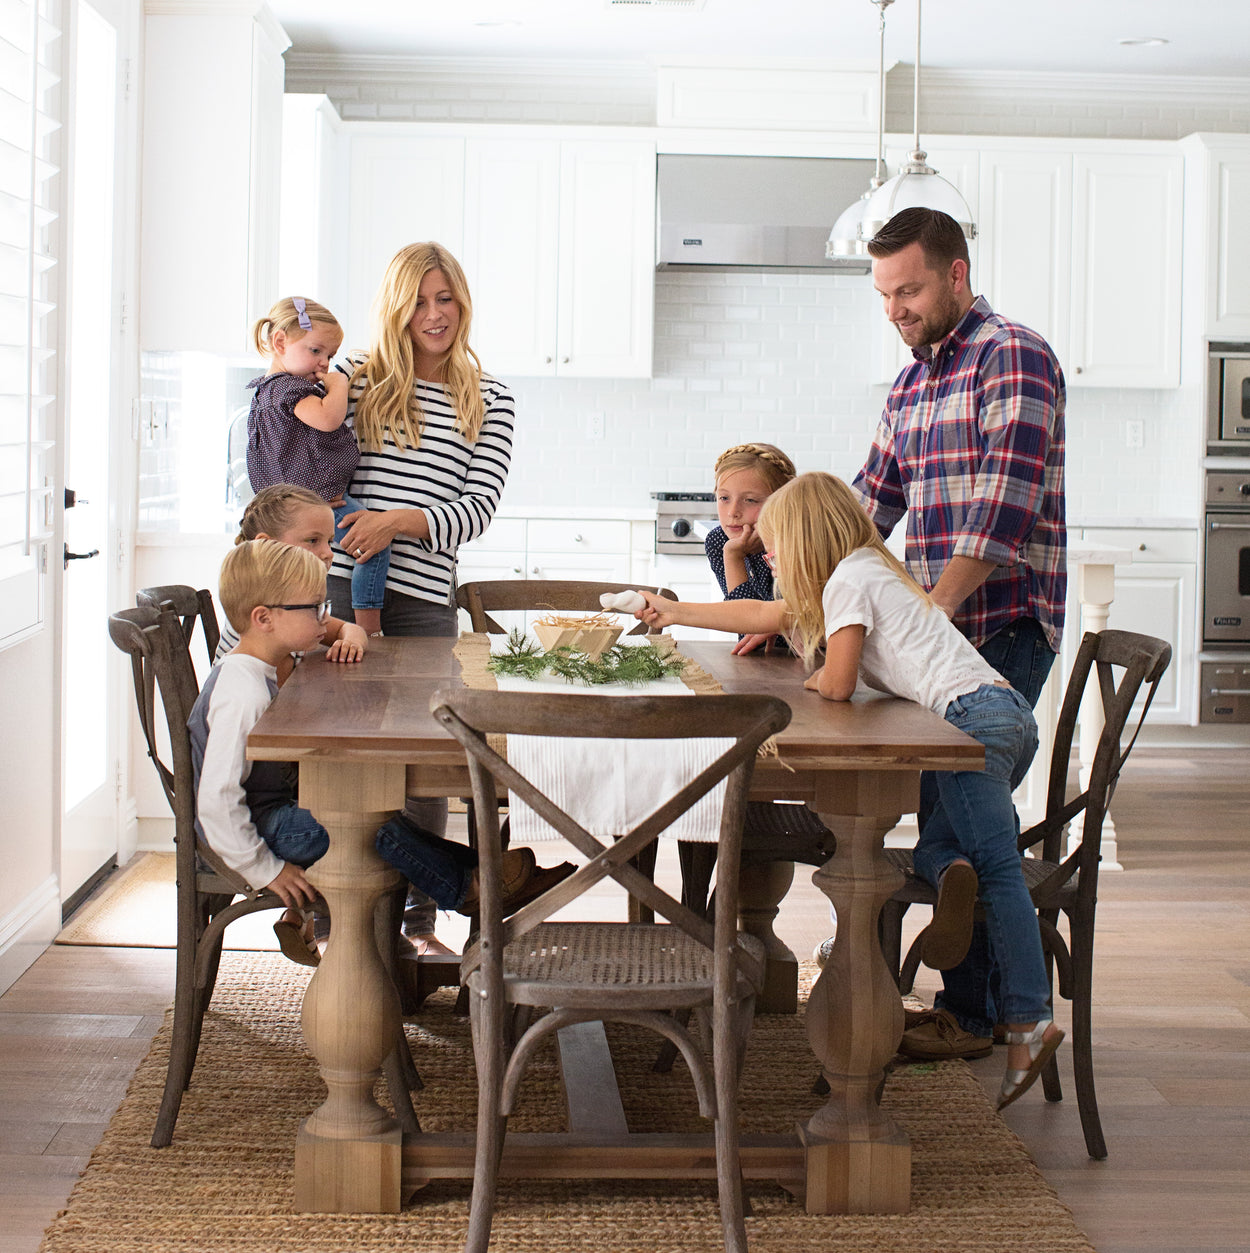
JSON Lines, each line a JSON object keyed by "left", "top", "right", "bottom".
{"left": 656, "top": 154, "right": 878, "bottom": 273}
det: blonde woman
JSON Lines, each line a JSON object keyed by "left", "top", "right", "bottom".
{"left": 329, "top": 242, "right": 515, "bottom": 951}
{"left": 636, "top": 472, "right": 1062, "bottom": 1113}
{"left": 330, "top": 241, "right": 513, "bottom": 636}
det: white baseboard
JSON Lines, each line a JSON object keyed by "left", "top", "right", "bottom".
{"left": 0, "top": 875, "right": 60, "bottom": 996}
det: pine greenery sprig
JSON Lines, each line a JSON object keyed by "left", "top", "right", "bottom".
{"left": 487, "top": 628, "right": 685, "bottom": 687}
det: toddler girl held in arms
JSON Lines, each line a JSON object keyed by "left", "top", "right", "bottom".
{"left": 247, "top": 297, "right": 390, "bottom": 637}
{"left": 637, "top": 471, "right": 1064, "bottom": 1112}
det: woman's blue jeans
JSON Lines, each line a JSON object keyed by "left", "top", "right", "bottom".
{"left": 912, "top": 683, "right": 1051, "bottom": 1035}
{"left": 333, "top": 495, "right": 391, "bottom": 611}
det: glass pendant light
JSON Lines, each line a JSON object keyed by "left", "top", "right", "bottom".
{"left": 826, "top": 0, "right": 892, "bottom": 258}
{"left": 859, "top": 0, "right": 977, "bottom": 242}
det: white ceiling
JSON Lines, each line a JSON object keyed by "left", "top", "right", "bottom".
{"left": 269, "top": 0, "right": 1250, "bottom": 79}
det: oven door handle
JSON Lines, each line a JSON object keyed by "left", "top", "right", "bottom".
{"left": 1208, "top": 687, "right": 1250, "bottom": 696}
{"left": 1208, "top": 520, "right": 1250, "bottom": 531}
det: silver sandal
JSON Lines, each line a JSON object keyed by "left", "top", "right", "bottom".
{"left": 997, "top": 1017, "right": 1064, "bottom": 1111}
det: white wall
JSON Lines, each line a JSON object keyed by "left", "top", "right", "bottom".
{"left": 497, "top": 269, "right": 1203, "bottom": 523}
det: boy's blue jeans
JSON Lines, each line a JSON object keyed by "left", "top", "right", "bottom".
{"left": 912, "top": 683, "right": 1051, "bottom": 1036}
{"left": 254, "top": 803, "right": 474, "bottom": 911}
{"left": 334, "top": 494, "right": 391, "bottom": 612}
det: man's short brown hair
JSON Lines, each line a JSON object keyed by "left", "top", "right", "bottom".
{"left": 867, "top": 206, "right": 970, "bottom": 272}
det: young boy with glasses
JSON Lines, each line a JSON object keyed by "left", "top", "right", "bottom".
{"left": 190, "top": 539, "right": 571, "bottom": 965}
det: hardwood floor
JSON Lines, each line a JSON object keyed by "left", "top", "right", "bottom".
{"left": 2, "top": 748, "right": 1247, "bottom": 1253}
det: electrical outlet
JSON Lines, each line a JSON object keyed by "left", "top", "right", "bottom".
{"left": 1125, "top": 419, "right": 1144, "bottom": 449}
{"left": 587, "top": 411, "right": 605, "bottom": 440}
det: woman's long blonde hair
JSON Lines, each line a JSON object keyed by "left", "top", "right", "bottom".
{"left": 758, "top": 472, "right": 929, "bottom": 666}
{"left": 350, "top": 242, "right": 485, "bottom": 452}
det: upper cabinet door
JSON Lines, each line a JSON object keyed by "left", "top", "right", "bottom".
{"left": 1208, "top": 148, "right": 1250, "bottom": 338}
{"left": 557, "top": 140, "right": 656, "bottom": 379}
{"left": 343, "top": 134, "right": 465, "bottom": 350}
{"left": 462, "top": 138, "right": 561, "bottom": 378}
{"left": 977, "top": 150, "right": 1072, "bottom": 370}
{"left": 1068, "top": 152, "right": 1183, "bottom": 388}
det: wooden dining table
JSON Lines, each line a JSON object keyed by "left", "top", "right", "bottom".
{"left": 247, "top": 634, "right": 983, "bottom": 1217}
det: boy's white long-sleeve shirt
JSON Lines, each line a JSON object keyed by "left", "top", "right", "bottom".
{"left": 187, "top": 652, "right": 290, "bottom": 890}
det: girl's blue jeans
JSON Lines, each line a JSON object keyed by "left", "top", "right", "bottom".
{"left": 254, "top": 803, "right": 474, "bottom": 912}
{"left": 912, "top": 683, "right": 1051, "bottom": 1036}
{"left": 334, "top": 494, "right": 391, "bottom": 612}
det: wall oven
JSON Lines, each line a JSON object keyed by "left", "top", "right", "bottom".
{"left": 1204, "top": 470, "right": 1250, "bottom": 646}
{"left": 1207, "top": 344, "right": 1250, "bottom": 454}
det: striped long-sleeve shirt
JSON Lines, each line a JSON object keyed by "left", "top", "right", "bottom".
{"left": 328, "top": 353, "right": 515, "bottom": 606}
{"left": 851, "top": 296, "right": 1067, "bottom": 651}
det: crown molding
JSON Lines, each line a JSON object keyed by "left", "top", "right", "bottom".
{"left": 911, "top": 66, "right": 1250, "bottom": 110}
{"left": 284, "top": 51, "right": 654, "bottom": 93}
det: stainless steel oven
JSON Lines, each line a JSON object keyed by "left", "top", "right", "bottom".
{"left": 1207, "top": 344, "right": 1250, "bottom": 453}
{"left": 1204, "top": 470, "right": 1250, "bottom": 645}
{"left": 652, "top": 490, "right": 718, "bottom": 555}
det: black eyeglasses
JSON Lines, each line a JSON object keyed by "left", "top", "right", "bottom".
{"left": 265, "top": 600, "right": 332, "bottom": 622}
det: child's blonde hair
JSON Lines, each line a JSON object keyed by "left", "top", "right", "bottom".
{"left": 713, "top": 443, "right": 796, "bottom": 494}
{"left": 235, "top": 484, "right": 328, "bottom": 546}
{"left": 758, "top": 472, "right": 929, "bottom": 666}
{"left": 250, "top": 297, "right": 341, "bottom": 357}
{"left": 218, "top": 539, "right": 327, "bottom": 635}
{"left": 351, "top": 242, "right": 485, "bottom": 453}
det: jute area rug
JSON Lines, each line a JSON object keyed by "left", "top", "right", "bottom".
{"left": 55, "top": 854, "right": 279, "bottom": 951}
{"left": 38, "top": 953, "right": 1095, "bottom": 1253}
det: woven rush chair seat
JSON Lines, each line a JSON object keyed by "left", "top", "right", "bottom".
{"left": 880, "top": 628, "right": 1171, "bottom": 1162}
{"left": 483, "top": 921, "right": 767, "bottom": 1007}
{"left": 432, "top": 685, "right": 791, "bottom": 1253}
{"left": 110, "top": 600, "right": 421, "bottom": 1147}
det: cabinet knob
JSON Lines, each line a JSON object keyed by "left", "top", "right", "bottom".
{"left": 573, "top": 533, "right": 584, "bottom": 543}
{"left": 1074, "top": 366, "right": 1083, "bottom": 374}
{"left": 1138, "top": 543, "right": 1147, "bottom": 551}
{"left": 562, "top": 357, "right": 570, "bottom": 364}
{"left": 545, "top": 356, "right": 552, "bottom": 364}
{"left": 532, "top": 566, "right": 540, "bottom": 575}
{"left": 513, "top": 566, "right": 523, "bottom": 574}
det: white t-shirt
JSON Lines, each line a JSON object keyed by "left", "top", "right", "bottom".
{"left": 821, "top": 548, "right": 1004, "bottom": 716}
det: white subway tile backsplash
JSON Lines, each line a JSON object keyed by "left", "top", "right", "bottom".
{"left": 500, "top": 270, "right": 1201, "bottom": 521}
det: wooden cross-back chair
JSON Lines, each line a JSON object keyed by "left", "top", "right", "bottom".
{"left": 881, "top": 628, "right": 1172, "bottom": 1161}
{"left": 136, "top": 584, "right": 221, "bottom": 668}
{"left": 431, "top": 686, "right": 791, "bottom": 1253}
{"left": 109, "top": 602, "right": 420, "bottom": 1146}
{"left": 455, "top": 578, "right": 677, "bottom": 636}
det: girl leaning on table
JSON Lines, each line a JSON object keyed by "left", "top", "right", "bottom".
{"left": 636, "top": 470, "right": 1064, "bottom": 1111}
{"left": 326, "top": 241, "right": 515, "bottom": 955}
{"left": 194, "top": 539, "right": 571, "bottom": 967}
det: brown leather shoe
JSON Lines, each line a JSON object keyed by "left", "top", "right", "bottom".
{"left": 919, "top": 860, "right": 978, "bottom": 970}
{"left": 899, "top": 1007, "right": 993, "bottom": 1060}
{"left": 500, "top": 861, "right": 576, "bottom": 915}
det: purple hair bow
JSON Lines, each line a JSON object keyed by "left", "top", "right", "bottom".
{"left": 292, "top": 297, "right": 312, "bottom": 331}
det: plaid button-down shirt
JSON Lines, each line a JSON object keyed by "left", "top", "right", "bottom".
{"left": 851, "top": 297, "right": 1067, "bottom": 651}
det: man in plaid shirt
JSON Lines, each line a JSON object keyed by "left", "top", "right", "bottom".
{"left": 850, "top": 207, "right": 1067, "bottom": 1065}
{"left": 852, "top": 207, "right": 1066, "bottom": 705}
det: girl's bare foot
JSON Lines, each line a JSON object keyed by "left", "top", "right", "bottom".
{"left": 408, "top": 932, "right": 457, "bottom": 957}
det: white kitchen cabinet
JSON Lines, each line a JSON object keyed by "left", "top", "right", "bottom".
{"left": 342, "top": 134, "right": 465, "bottom": 349}
{"left": 1069, "top": 154, "right": 1183, "bottom": 387}
{"left": 1073, "top": 527, "right": 1198, "bottom": 724}
{"left": 462, "top": 138, "right": 656, "bottom": 378}
{"left": 979, "top": 149, "right": 1182, "bottom": 388}
{"left": 1198, "top": 141, "right": 1250, "bottom": 338}
{"left": 140, "top": 9, "right": 288, "bottom": 351}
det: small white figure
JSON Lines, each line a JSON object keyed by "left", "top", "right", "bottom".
{"left": 599, "top": 590, "right": 647, "bottom": 614}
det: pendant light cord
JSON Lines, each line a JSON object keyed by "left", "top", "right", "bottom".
{"left": 912, "top": 0, "right": 922, "bottom": 158}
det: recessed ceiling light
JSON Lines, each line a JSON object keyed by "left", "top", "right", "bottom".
{"left": 1117, "top": 36, "right": 1169, "bottom": 48}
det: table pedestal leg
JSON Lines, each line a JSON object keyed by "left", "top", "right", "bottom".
{"left": 803, "top": 772, "right": 913, "bottom": 1214}
{"left": 739, "top": 859, "right": 797, "bottom": 1014}
{"left": 294, "top": 761, "right": 407, "bottom": 1213}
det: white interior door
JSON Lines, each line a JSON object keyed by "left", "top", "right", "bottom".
{"left": 60, "top": 0, "right": 133, "bottom": 906}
